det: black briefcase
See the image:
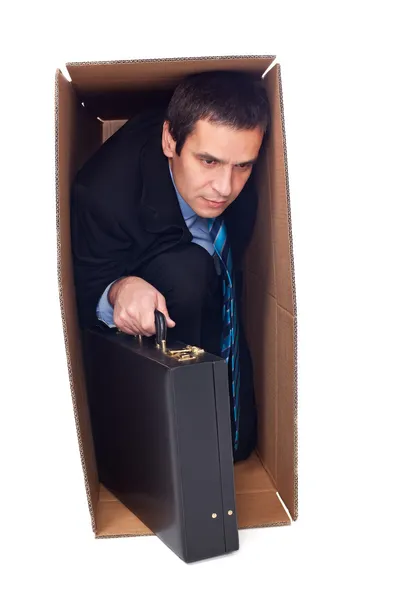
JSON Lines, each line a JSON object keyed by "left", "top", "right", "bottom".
{"left": 83, "top": 310, "right": 239, "bottom": 563}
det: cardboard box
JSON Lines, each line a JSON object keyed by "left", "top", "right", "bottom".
{"left": 55, "top": 54, "right": 298, "bottom": 538}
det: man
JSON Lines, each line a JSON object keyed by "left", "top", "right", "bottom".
{"left": 71, "top": 70, "right": 270, "bottom": 462}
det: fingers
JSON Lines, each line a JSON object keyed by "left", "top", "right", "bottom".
{"left": 115, "top": 310, "right": 156, "bottom": 336}
{"left": 112, "top": 281, "right": 175, "bottom": 336}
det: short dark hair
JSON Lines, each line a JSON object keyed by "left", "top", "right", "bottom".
{"left": 166, "top": 70, "right": 270, "bottom": 155}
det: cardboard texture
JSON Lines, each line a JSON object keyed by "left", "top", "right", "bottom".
{"left": 55, "top": 55, "right": 297, "bottom": 540}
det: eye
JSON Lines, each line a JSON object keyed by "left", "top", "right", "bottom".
{"left": 236, "top": 163, "right": 252, "bottom": 171}
{"left": 202, "top": 158, "right": 217, "bottom": 167}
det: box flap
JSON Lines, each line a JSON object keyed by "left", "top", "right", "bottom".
{"left": 66, "top": 56, "right": 275, "bottom": 120}
{"left": 66, "top": 55, "right": 276, "bottom": 94}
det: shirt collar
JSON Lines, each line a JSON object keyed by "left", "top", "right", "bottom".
{"left": 169, "top": 163, "right": 196, "bottom": 220}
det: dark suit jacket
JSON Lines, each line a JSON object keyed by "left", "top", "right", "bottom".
{"left": 71, "top": 109, "right": 258, "bottom": 330}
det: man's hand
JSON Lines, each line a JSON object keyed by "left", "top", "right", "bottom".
{"left": 108, "top": 276, "right": 176, "bottom": 336}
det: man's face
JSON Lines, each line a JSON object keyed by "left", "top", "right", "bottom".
{"left": 162, "top": 119, "right": 264, "bottom": 218}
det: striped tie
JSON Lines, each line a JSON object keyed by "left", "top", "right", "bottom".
{"left": 208, "top": 217, "right": 240, "bottom": 452}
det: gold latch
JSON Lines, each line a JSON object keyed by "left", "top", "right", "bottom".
{"left": 164, "top": 345, "right": 205, "bottom": 362}
{"left": 116, "top": 326, "right": 204, "bottom": 361}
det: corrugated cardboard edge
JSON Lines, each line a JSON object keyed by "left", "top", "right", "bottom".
{"left": 66, "top": 54, "right": 276, "bottom": 67}
{"left": 277, "top": 65, "right": 298, "bottom": 521}
{"left": 96, "top": 532, "right": 153, "bottom": 539}
{"left": 54, "top": 69, "right": 97, "bottom": 533}
{"left": 238, "top": 521, "right": 290, "bottom": 529}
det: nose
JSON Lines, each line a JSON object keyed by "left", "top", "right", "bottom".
{"left": 213, "top": 167, "right": 232, "bottom": 198}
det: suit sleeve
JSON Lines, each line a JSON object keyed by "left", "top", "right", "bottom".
{"left": 70, "top": 181, "right": 132, "bottom": 329}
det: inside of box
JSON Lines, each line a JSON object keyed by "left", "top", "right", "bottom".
{"left": 56, "top": 57, "right": 296, "bottom": 537}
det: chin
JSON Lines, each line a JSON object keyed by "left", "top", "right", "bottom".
{"left": 199, "top": 208, "right": 225, "bottom": 219}
{"left": 194, "top": 201, "right": 229, "bottom": 219}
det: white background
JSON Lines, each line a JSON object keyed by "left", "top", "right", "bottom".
{"left": 1, "top": 1, "right": 399, "bottom": 598}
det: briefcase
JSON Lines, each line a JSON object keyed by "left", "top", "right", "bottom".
{"left": 83, "top": 310, "right": 239, "bottom": 563}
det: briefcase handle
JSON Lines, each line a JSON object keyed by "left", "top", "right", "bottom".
{"left": 154, "top": 309, "right": 167, "bottom": 350}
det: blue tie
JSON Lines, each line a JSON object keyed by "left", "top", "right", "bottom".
{"left": 208, "top": 217, "right": 240, "bottom": 452}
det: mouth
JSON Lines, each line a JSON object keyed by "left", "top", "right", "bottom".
{"left": 202, "top": 198, "right": 228, "bottom": 209}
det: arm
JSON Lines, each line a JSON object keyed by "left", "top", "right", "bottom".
{"left": 71, "top": 181, "right": 176, "bottom": 334}
{"left": 71, "top": 181, "right": 132, "bottom": 329}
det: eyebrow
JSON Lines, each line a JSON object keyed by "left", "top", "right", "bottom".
{"left": 195, "top": 152, "right": 258, "bottom": 166}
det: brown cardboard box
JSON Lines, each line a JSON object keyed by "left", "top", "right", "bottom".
{"left": 55, "top": 55, "right": 298, "bottom": 538}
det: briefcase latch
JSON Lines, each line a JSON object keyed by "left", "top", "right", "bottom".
{"left": 164, "top": 346, "right": 205, "bottom": 362}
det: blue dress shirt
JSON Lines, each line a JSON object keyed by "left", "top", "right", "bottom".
{"left": 96, "top": 164, "right": 215, "bottom": 327}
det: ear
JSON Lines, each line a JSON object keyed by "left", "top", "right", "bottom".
{"left": 162, "top": 121, "right": 176, "bottom": 158}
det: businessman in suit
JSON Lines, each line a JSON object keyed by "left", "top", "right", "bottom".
{"left": 71, "top": 70, "right": 270, "bottom": 462}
